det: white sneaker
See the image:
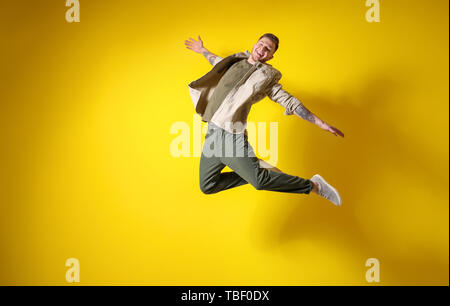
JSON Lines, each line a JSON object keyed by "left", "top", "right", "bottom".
{"left": 311, "top": 174, "right": 342, "bottom": 206}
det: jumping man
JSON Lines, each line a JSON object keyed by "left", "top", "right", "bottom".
{"left": 185, "top": 34, "right": 344, "bottom": 205}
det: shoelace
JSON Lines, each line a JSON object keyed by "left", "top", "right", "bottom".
{"left": 319, "top": 183, "right": 332, "bottom": 200}
{"left": 315, "top": 179, "right": 333, "bottom": 201}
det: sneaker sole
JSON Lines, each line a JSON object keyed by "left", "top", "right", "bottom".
{"left": 313, "top": 174, "right": 342, "bottom": 206}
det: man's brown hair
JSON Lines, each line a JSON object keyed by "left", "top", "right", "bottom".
{"left": 259, "top": 33, "right": 279, "bottom": 52}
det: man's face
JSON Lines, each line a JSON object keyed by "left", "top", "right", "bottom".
{"left": 250, "top": 37, "right": 276, "bottom": 63}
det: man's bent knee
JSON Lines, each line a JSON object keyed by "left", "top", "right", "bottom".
{"left": 200, "top": 182, "right": 216, "bottom": 195}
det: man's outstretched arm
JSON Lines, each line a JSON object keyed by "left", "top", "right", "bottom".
{"left": 265, "top": 79, "right": 344, "bottom": 138}
{"left": 293, "top": 104, "right": 345, "bottom": 137}
{"left": 184, "top": 35, "right": 222, "bottom": 66}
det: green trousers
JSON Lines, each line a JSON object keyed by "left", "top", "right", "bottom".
{"left": 199, "top": 122, "right": 313, "bottom": 194}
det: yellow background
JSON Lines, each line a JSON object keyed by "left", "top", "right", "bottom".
{"left": 0, "top": 0, "right": 448, "bottom": 285}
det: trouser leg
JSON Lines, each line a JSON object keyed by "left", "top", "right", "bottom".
{"left": 199, "top": 124, "right": 248, "bottom": 194}
{"left": 199, "top": 153, "right": 248, "bottom": 194}
{"left": 220, "top": 131, "right": 313, "bottom": 194}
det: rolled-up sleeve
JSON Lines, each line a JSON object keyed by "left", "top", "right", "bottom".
{"left": 265, "top": 73, "right": 303, "bottom": 115}
{"left": 212, "top": 56, "right": 224, "bottom": 67}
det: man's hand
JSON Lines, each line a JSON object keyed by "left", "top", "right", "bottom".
{"left": 185, "top": 36, "right": 205, "bottom": 53}
{"left": 185, "top": 35, "right": 221, "bottom": 66}
{"left": 322, "top": 123, "right": 345, "bottom": 138}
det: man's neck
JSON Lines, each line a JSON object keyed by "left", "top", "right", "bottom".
{"left": 247, "top": 57, "right": 258, "bottom": 65}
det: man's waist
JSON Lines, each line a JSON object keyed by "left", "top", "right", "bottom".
{"left": 208, "top": 120, "right": 247, "bottom": 135}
